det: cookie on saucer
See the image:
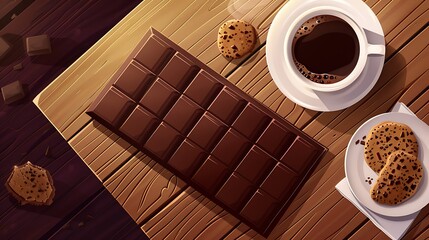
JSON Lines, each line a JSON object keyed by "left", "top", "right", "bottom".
{"left": 364, "top": 121, "right": 418, "bottom": 173}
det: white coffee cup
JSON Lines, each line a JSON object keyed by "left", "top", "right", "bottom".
{"left": 284, "top": 6, "right": 385, "bottom": 92}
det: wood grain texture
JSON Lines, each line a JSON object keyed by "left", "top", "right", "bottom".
{"left": 349, "top": 221, "right": 381, "bottom": 240}
{"left": 105, "top": 153, "right": 186, "bottom": 224}
{"left": 69, "top": 121, "right": 138, "bottom": 181}
{"left": 48, "top": 189, "right": 148, "bottom": 240}
{"left": 142, "top": 187, "right": 240, "bottom": 240}
{"left": 32, "top": 0, "right": 429, "bottom": 238}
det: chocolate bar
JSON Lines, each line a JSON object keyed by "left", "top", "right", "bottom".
{"left": 87, "top": 28, "right": 327, "bottom": 236}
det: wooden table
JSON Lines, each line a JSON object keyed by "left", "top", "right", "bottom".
{"left": 33, "top": 0, "right": 429, "bottom": 239}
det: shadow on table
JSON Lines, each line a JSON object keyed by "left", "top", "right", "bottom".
{"left": 0, "top": 33, "right": 26, "bottom": 67}
{"left": 29, "top": 37, "right": 77, "bottom": 67}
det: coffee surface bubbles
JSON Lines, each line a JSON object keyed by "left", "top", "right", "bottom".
{"left": 292, "top": 15, "right": 359, "bottom": 84}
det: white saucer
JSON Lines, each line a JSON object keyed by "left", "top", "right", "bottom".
{"left": 345, "top": 113, "right": 429, "bottom": 217}
{"left": 266, "top": 0, "right": 385, "bottom": 112}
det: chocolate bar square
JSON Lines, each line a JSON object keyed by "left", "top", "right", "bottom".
{"left": 192, "top": 156, "right": 228, "bottom": 194}
{"left": 144, "top": 123, "right": 182, "bottom": 160}
{"left": 86, "top": 28, "right": 327, "bottom": 236}
{"left": 163, "top": 95, "right": 204, "bottom": 135}
{"left": 88, "top": 87, "right": 135, "bottom": 127}
{"left": 281, "top": 137, "right": 319, "bottom": 173}
{"left": 260, "top": 163, "right": 297, "bottom": 201}
{"left": 159, "top": 53, "right": 199, "bottom": 91}
{"left": 26, "top": 34, "right": 51, "bottom": 56}
{"left": 188, "top": 112, "right": 227, "bottom": 150}
{"left": 184, "top": 70, "right": 222, "bottom": 108}
{"left": 1, "top": 81, "right": 25, "bottom": 104}
{"left": 257, "top": 121, "right": 295, "bottom": 158}
{"left": 216, "top": 173, "right": 254, "bottom": 210}
{"left": 134, "top": 35, "right": 174, "bottom": 73}
{"left": 208, "top": 88, "right": 246, "bottom": 125}
{"left": 240, "top": 190, "right": 279, "bottom": 229}
{"left": 119, "top": 106, "right": 159, "bottom": 145}
{"left": 235, "top": 146, "right": 275, "bottom": 183}
{"left": 139, "top": 79, "right": 180, "bottom": 117}
{"left": 113, "top": 61, "right": 155, "bottom": 100}
{"left": 168, "top": 139, "right": 206, "bottom": 177}
{"left": 212, "top": 129, "right": 251, "bottom": 166}
{"left": 233, "top": 104, "right": 271, "bottom": 140}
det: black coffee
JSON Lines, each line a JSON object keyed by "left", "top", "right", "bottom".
{"left": 292, "top": 15, "right": 359, "bottom": 84}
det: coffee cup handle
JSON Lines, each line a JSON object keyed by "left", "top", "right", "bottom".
{"left": 367, "top": 44, "right": 385, "bottom": 56}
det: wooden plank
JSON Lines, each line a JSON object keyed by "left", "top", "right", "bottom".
{"left": 409, "top": 88, "right": 429, "bottom": 113}
{"left": 0, "top": 0, "right": 145, "bottom": 239}
{"left": 48, "top": 189, "right": 148, "bottom": 240}
{"left": 378, "top": 0, "right": 424, "bottom": 36}
{"left": 399, "top": 70, "right": 429, "bottom": 105}
{"left": 350, "top": 221, "right": 383, "bottom": 239}
{"left": 222, "top": 223, "right": 264, "bottom": 240}
{"left": 104, "top": 153, "right": 186, "bottom": 224}
{"left": 142, "top": 187, "right": 240, "bottom": 240}
{"left": 68, "top": 121, "right": 138, "bottom": 181}
{"left": 385, "top": 0, "right": 429, "bottom": 56}
{"left": 372, "top": 0, "right": 393, "bottom": 15}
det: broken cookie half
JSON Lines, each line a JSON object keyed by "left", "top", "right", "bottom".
{"left": 370, "top": 150, "right": 423, "bottom": 205}
{"left": 5, "top": 161, "right": 55, "bottom": 206}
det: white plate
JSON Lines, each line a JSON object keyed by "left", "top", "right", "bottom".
{"left": 266, "top": 0, "right": 385, "bottom": 112}
{"left": 345, "top": 112, "right": 429, "bottom": 217}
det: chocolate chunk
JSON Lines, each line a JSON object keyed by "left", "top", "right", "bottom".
{"left": 1, "top": 81, "right": 25, "bottom": 104}
{"left": 26, "top": 34, "right": 51, "bottom": 56}
{"left": 13, "top": 63, "right": 23, "bottom": 71}
{"left": 86, "top": 28, "right": 326, "bottom": 236}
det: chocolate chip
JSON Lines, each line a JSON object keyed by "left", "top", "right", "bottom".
{"left": 377, "top": 152, "right": 382, "bottom": 160}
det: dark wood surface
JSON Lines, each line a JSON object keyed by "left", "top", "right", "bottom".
{"left": 0, "top": 0, "right": 149, "bottom": 239}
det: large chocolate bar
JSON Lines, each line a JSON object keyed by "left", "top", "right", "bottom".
{"left": 87, "top": 28, "right": 327, "bottom": 236}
